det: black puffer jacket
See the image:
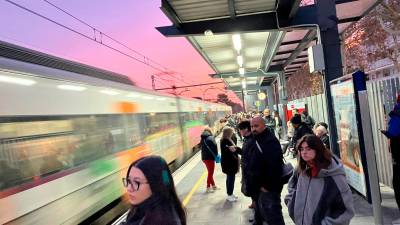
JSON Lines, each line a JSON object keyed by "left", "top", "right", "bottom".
{"left": 290, "top": 123, "right": 313, "bottom": 148}
{"left": 220, "top": 138, "right": 239, "bottom": 174}
{"left": 200, "top": 131, "right": 218, "bottom": 160}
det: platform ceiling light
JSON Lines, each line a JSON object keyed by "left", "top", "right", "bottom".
{"left": 258, "top": 92, "right": 266, "bottom": 100}
{"left": 57, "top": 84, "right": 86, "bottom": 91}
{"left": 242, "top": 80, "right": 246, "bottom": 89}
{"left": 204, "top": 29, "right": 213, "bottom": 36}
{"left": 239, "top": 67, "right": 245, "bottom": 76}
{"left": 237, "top": 55, "right": 243, "bottom": 67}
{"left": 100, "top": 90, "right": 119, "bottom": 95}
{"left": 0, "top": 75, "right": 36, "bottom": 86}
{"left": 232, "top": 34, "right": 242, "bottom": 52}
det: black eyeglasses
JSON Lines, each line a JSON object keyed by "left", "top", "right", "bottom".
{"left": 122, "top": 178, "right": 148, "bottom": 191}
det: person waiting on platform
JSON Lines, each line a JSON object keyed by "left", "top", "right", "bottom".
{"left": 381, "top": 95, "right": 400, "bottom": 216}
{"left": 288, "top": 114, "right": 313, "bottom": 158}
{"left": 250, "top": 116, "right": 285, "bottom": 225}
{"left": 301, "top": 110, "right": 315, "bottom": 130}
{"left": 263, "top": 108, "right": 276, "bottom": 133}
{"left": 200, "top": 127, "right": 219, "bottom": 193}
{"left": 220, "top": 127, "right": 240, "bottom": 202}
{"left": 122, "top": 156, "right": 186, "bottom": 225}
{"left": 314, "top": 125, "right": 330, "bottom": 150}
{"left": 285, "top": 135, "right": 354, "bottom": 225}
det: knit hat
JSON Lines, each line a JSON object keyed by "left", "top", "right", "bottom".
{"left": 290, "top": 114, "right": 302, "bottom": 125}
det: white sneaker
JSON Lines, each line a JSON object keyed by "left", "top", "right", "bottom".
{"left": 206, "top": 187, "right": 214, "bottom": 193}
{"left": 212, "top": 185, "right": 220, "bottom": 191}
{"left": 233, "top": 194, "right": 238, "bottom": 199}
{"left": 227, "top": 195, "right": 237, "bottom": 202}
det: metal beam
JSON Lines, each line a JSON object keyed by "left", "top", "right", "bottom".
{"left": 156, "top": 12, "right": 278, "bottom": 37}
{"left": 227, "top": 0, "right": 236, "bottom": 19}
{"left": 229, "top": 84, "right": 260, "bottom": 92}
{"left": 210, "top": 69, "right": 277, "bottom": 79}
{"left": 261, "top": 31, "right": 285, "bottom": 72}
{"left": 160, "top": 0, "right": 181, "bottom": 26}
{"left": 335, "top": 0, "right": 358, "bottom": 4}
{"left": 339, "top": 16, "right": 362, "bottom": 24}
{"left": 283, "top": 29, "right": 317, "bottom": 67}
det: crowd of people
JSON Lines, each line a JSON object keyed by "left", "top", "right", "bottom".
{"left": 120, "top": 102, "right": 400, "bottom": 225}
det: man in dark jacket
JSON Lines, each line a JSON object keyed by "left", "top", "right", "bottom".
{"left": 381, "top": 96, "right": 400, "bottom": 212}
{"left": 301, "top": 110, "right": 315, "bottom": 130}
{"left": 250, "top": 116, "right": 285, "bottom": 225}
{"left": 289, "top": 114, "right": 313, "bottom": 158}
{"left": 263, "top": 108, "right": 276, "bottom": 133}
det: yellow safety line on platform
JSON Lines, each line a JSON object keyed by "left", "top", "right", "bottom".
{"left": 182, "top": 171, "right": 207, "bottom": 206}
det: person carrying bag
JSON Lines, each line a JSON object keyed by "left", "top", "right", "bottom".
{"left": 200, "top": 128, "right": 220, "bottom": 193}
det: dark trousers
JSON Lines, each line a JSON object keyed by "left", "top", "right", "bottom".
{"left": 226, "top": 174, "right": 236, "bottom": 195}
{"left": 391, "top": 138, "right": 400, "bottom": 210}
{"left": 203, "top": 160, "right": 215, "bottom": 188}
{"left": 255, "top": 190, "right": 285, "bottom": 225}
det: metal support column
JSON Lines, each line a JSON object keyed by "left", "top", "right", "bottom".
{"left": 265, "top": 85, "right": 275, "bottom": 112}
{"left": 315, "top": 0, "right": 342, "bottom": 156}
{"left": 277, "top": 71, "right": 288, "bottom": 138}
{"left": 241, "top": 89, "right": 246, "bottom": 113}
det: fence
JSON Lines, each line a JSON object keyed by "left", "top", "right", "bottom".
{"left": 288, "top": 75, "right": 400, "bottom": 187}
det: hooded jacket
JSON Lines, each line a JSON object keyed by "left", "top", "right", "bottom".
{"left": 386, "top": 103, "right": 400, "bottom": 138}
{"left": 285, "top": 157, "right": 354, "bottom": 225}
{"left": 200, "top": 131, "right": 218, "bottom": 161}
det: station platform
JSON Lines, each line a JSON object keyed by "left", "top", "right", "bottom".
{"left": 114, "top": 137, "right": 400, "bottom": 225}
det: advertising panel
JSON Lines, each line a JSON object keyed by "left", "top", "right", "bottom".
{"left": 330, "top": 80, "right": 367, "bottom": 196}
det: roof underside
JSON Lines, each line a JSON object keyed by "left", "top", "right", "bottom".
{"left": 158, "top": 0, "right": 380, "bottom": 96}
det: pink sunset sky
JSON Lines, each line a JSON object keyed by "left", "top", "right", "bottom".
{"left": 0, "top": 0, "right": 240, "bottom": 102}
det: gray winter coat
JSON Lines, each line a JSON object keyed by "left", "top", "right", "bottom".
{"left": 284, "top": 157, "right": 354, "bottom": 225}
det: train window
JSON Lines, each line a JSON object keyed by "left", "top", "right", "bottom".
{"left": 0, "top": 113, "right": 145, "bottom": 191}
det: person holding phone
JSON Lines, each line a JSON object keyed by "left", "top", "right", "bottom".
{"left": 220, "top": 127, "right": 240, "bottom": 202}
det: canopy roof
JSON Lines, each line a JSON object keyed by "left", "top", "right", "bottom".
{"left": 158, "top": 0, "right": 380, "bottom": 95}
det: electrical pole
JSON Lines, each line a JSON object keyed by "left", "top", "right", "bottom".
{"left": 151, "top": 75, "right": 155, "bottom": 90}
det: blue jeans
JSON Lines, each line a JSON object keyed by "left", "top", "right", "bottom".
{"left": 226, "top": 174, "right": 236, "bottom": 195}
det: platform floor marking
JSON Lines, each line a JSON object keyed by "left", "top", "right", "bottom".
{"left": 182, "top": 171, "right": 207, "bottom": 206}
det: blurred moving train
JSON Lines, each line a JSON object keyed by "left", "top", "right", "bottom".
{"left": 0, "top": 41, "right": 230, "bottom": 224}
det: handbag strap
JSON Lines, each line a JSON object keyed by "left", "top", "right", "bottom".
{"left": 256, "top": 140, "right": 288, "bottom": 163}
{"left": 203, "top": 139, "right": 217, "bottom": 158}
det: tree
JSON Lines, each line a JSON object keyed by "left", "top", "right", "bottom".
{"left": 217, "top": 93, "right": 243, "bottom": 113}
{"left": 343, "top": 0, "right": 400, "bottom": 73}
{"left": 286, "top": 64, "right": 323, "bottom": 100}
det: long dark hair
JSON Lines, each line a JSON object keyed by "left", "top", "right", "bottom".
{"left": 126, "top": 155, "right": 186, "bottom": 225}
{"left": 296, "top": 134, "right": 332, "bottom": 175}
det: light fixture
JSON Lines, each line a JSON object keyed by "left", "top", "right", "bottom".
{"left": 258, "top": 92, "right": 266, "bottom": 100}
{"left": 0, "top": 75, "right": 36, "bottom": 86}
{"left": 232, "top": 34, "right": 241, "bottom": 52}
{"left": 237, "top": 55, "right": 243, "bottom": 67}
{"left": 204, "top": 29, "right": 213, "bottom": 36}
{"left": 57, "top": 84, "right": 86, "bottom": 91}
{"left": 239, "top": 67, "right": 245, "bottom": 76}
{"left": 100, "top": 90, "right": 119, "bottom": 95}
{"left": 241, "top": 80, "right": 246, "bottom": 89}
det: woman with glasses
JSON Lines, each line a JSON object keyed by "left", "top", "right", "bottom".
{"left": 284, "top": 134, "right": 354, "bottom": 225}
{"left": 122, "top": 156, "right": 186, "bottom": 225}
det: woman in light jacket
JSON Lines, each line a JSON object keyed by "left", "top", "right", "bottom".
{"left": 285, "top": 135, "right": 354, "bottom": 225}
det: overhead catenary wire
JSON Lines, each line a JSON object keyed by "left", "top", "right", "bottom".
{"left": 39, "top": 0, "right": 205, "bottom": 89}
